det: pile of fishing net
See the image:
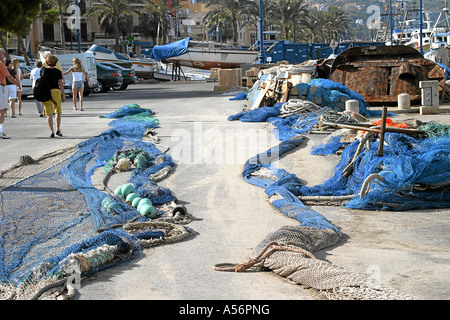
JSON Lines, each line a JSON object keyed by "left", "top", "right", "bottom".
{"left": 228, "top": 78, "right": 378, "bottom": 123}
{"left": 216, "top": 133, "right": 448, "bottom": 299}
{"left": 221, "top": 75, "right": 449, "bottom": 299}
{"left": 0, "top": 103, "right": 192, "bottom": 300}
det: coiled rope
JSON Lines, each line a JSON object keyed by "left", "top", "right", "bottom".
{"left": 213, "top": 241, "right": 315, "bottom": 272}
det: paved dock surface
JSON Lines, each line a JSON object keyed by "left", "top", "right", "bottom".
{"left": 0, "top": 82, "right": 448, "bottom": 301}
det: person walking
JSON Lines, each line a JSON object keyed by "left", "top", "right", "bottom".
{"left": 41, "top": 54, "right": 65, "bottom": 138}
{"left": 29, "top": 60, "right": 44, "bottom": 117}
{"left": 5, "top": 59, "right": 20, "bottom": 118}
{"left": 0, "top": 49, "right": 21, "bottom": 139}
{"left": 63, "top": 58, "right": 92, "bottom": 111}
{"left": 12, "top": 58, "right": 23, "bottom": 115}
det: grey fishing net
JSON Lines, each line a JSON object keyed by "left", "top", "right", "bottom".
{"left": 252, "top": 225, "right": 418, "bottom": 300}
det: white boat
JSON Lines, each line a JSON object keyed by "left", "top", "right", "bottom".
{"left": 152, "top": 62, "right": 211, "bottom": 81}
{"left": 169, "top": 41, "right": 259, "bottom": 70}
{"left": 403, "top": 8, "right": 450, "bottom": 52}
{"left": 86, "top": 44, "right": 156, "bottom": 79}
{"left": 424, "top": 32, "right": 450, "bottom": 67}
{"left": 151, "top": 38, "right": 259, "bottom": 70}
{"left": 387, "top": 19, "right": 422, "bottom": 46}
{"left": 404, "top": 21, "right": 447, "bottom": 52}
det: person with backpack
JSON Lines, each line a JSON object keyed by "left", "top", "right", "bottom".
{"left": 41, "top": 54, "right": 65, "bottom": 138}
{"left": 0, "top": 49, "right": 20, "bottom": 139}
{"left": 63, "top": 57, "right": 92, "bottom": 111}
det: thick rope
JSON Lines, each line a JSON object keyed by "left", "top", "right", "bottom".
{"left": 213, "top": 241, "right": 315, "bottom": 272}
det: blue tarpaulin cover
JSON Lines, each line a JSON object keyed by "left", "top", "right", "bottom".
{"left": 150, "top": 37, "right": 190, "bottom": 61}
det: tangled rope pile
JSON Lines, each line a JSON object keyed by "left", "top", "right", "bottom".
{"left": 279, "top": 99, "right": 321, "bottom": 118}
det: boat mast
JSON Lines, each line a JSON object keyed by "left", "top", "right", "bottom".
{"left": 419, "top": 0, "right": 423, "bottom": 54}
{"left": 258, "top": 0, "right": 265, "bottom": 64}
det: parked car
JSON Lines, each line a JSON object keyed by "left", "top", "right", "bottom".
{"left": 98, "top": 62, "right": 137, "bottom": 90}
{"left": 93, "top": 62, "right": 123, "bottom": 93}
{"left": 19, "top": 65, "right": 33, "bottom": 98}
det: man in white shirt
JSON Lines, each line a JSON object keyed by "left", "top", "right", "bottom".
{"left": 29, "top": 60, "right": 44, "bottom": 116}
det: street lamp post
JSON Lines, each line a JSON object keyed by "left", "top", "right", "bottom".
{"left": 258, "top": 0, "right": 265, "bottom": 64}
{"left": 389, "top": 0, "right": 393, "bottom": 45}
{"left": 419, "top": 0, "right": 424, "bottom": 54}
{"left": 76, "top": 0, "right": 81, "bottom": 53}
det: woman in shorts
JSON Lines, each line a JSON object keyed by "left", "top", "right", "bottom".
{"left": 42, "top": 54, "right": 65, "bottom": 138}
{"left": 12, "top": 58, "right": 23, "bottom": 115}
{"left": 5, "top": 59, "right": 20, "bottom": 118}
{"left": 63, "top": 58, "right": 92, "bottom": 111}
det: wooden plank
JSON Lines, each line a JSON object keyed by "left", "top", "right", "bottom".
{"left": 377, "top": 106, "right": 387, "bottom": 157}
{"left": 247, "top": 73, "right": 273, "bottom": 109}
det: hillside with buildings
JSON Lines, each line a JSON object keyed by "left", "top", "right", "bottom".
{"left": 307, "top": 0, "right": 445, "bottom": 12}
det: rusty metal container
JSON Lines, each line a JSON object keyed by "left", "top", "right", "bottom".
{"left": 329, "top": 45, "right": 445, "bottom": 105}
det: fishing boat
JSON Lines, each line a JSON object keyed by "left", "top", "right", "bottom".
{"left": 401, "top": 7, "right": 450, "bottom": 52}
{"left": 424, "top": 32, "right": 450, "bottom": 68}
{"left": 387, "top": 19, "right": 422, "bottom": 46}
{"left": 404, "top": 22, "right": 448, "bottom": 52}
{"left": 86, "top": 44, "right": 156, "bottom": 79}
{"left": 150, "top": 37, "right": 259, "bottom": 70}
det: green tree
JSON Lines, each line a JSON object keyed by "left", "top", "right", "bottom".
{"left": 0, "top": 0, "right": 42, "bottom": 58}
{"left": 45, "top": 0, "right": 72, "bottom": 51}
{"left": 100, "top": 15, "right": 134, "bottom": 40}
{"left": 206, "top": 0, "right": 258, "bottom": 46}
{"left": 301, "top": 6, "right": 350, "bottom": 43}
{"left": 204, "top": 8, "right": 233, "bottom": 43}
{"left": 138, "top": 12, "right": 159, "bottom": 45}
{"left": 86, "top": 0, "right": 133, "bottom": 52}
{"left": 271, "top": 0, "right": 308, "bottom": 42}
{"left": 141, "top": 0, "right": 174, "bottom": 45}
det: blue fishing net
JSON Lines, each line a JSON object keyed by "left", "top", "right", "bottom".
{"left": 271, "top": 110, "right": 322, "bottom": 140}
{"left": 0, "top": 103, "right": 178, "bottom": 288}
{"left": 234, "top": 76, "right": 449, "bottom": 234}
{"left": 310, "top": 135, "right": 349, "bottom": 156}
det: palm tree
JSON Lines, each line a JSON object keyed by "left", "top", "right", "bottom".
{"left": 300, "top": 10, "right": 324, "bottom": 42}
{"left": 86, "top": 0, "right": 133, "bottom": 52}
{"left": 206, "top": 0, "right": 258, "bottom": 46}
{"left": 45, "top": 0, "right": 72, "bottom": 50}
{"left": 325, "top": 6, "right": 350, "bottom": 42}
{"left": 138, "top": 12, "right": 159, "bottom": 45}
{"left": 300, "top": 6, "right": 349, "bottom": 43}
{"left": 141, "top": 0, "right": 174, "bottom": 45}
{"left": 204, "top": 8, "right": 233, "bottom": 42}
{"left": 261, "top": 0, "right": 277, "bottom": 32}
{"left": 271, "top": 0, "right": 308, "bottom": 42}
{"left": 100, "top": 15, "right": 134, "bottom": 41}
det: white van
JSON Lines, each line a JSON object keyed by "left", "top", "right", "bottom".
{"left": 40, "top": 51, "right": 98, "bottom": 96}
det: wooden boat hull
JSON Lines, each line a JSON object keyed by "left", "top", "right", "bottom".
{"left": 330, "top": 45, "right": 445, "bottom": 105}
